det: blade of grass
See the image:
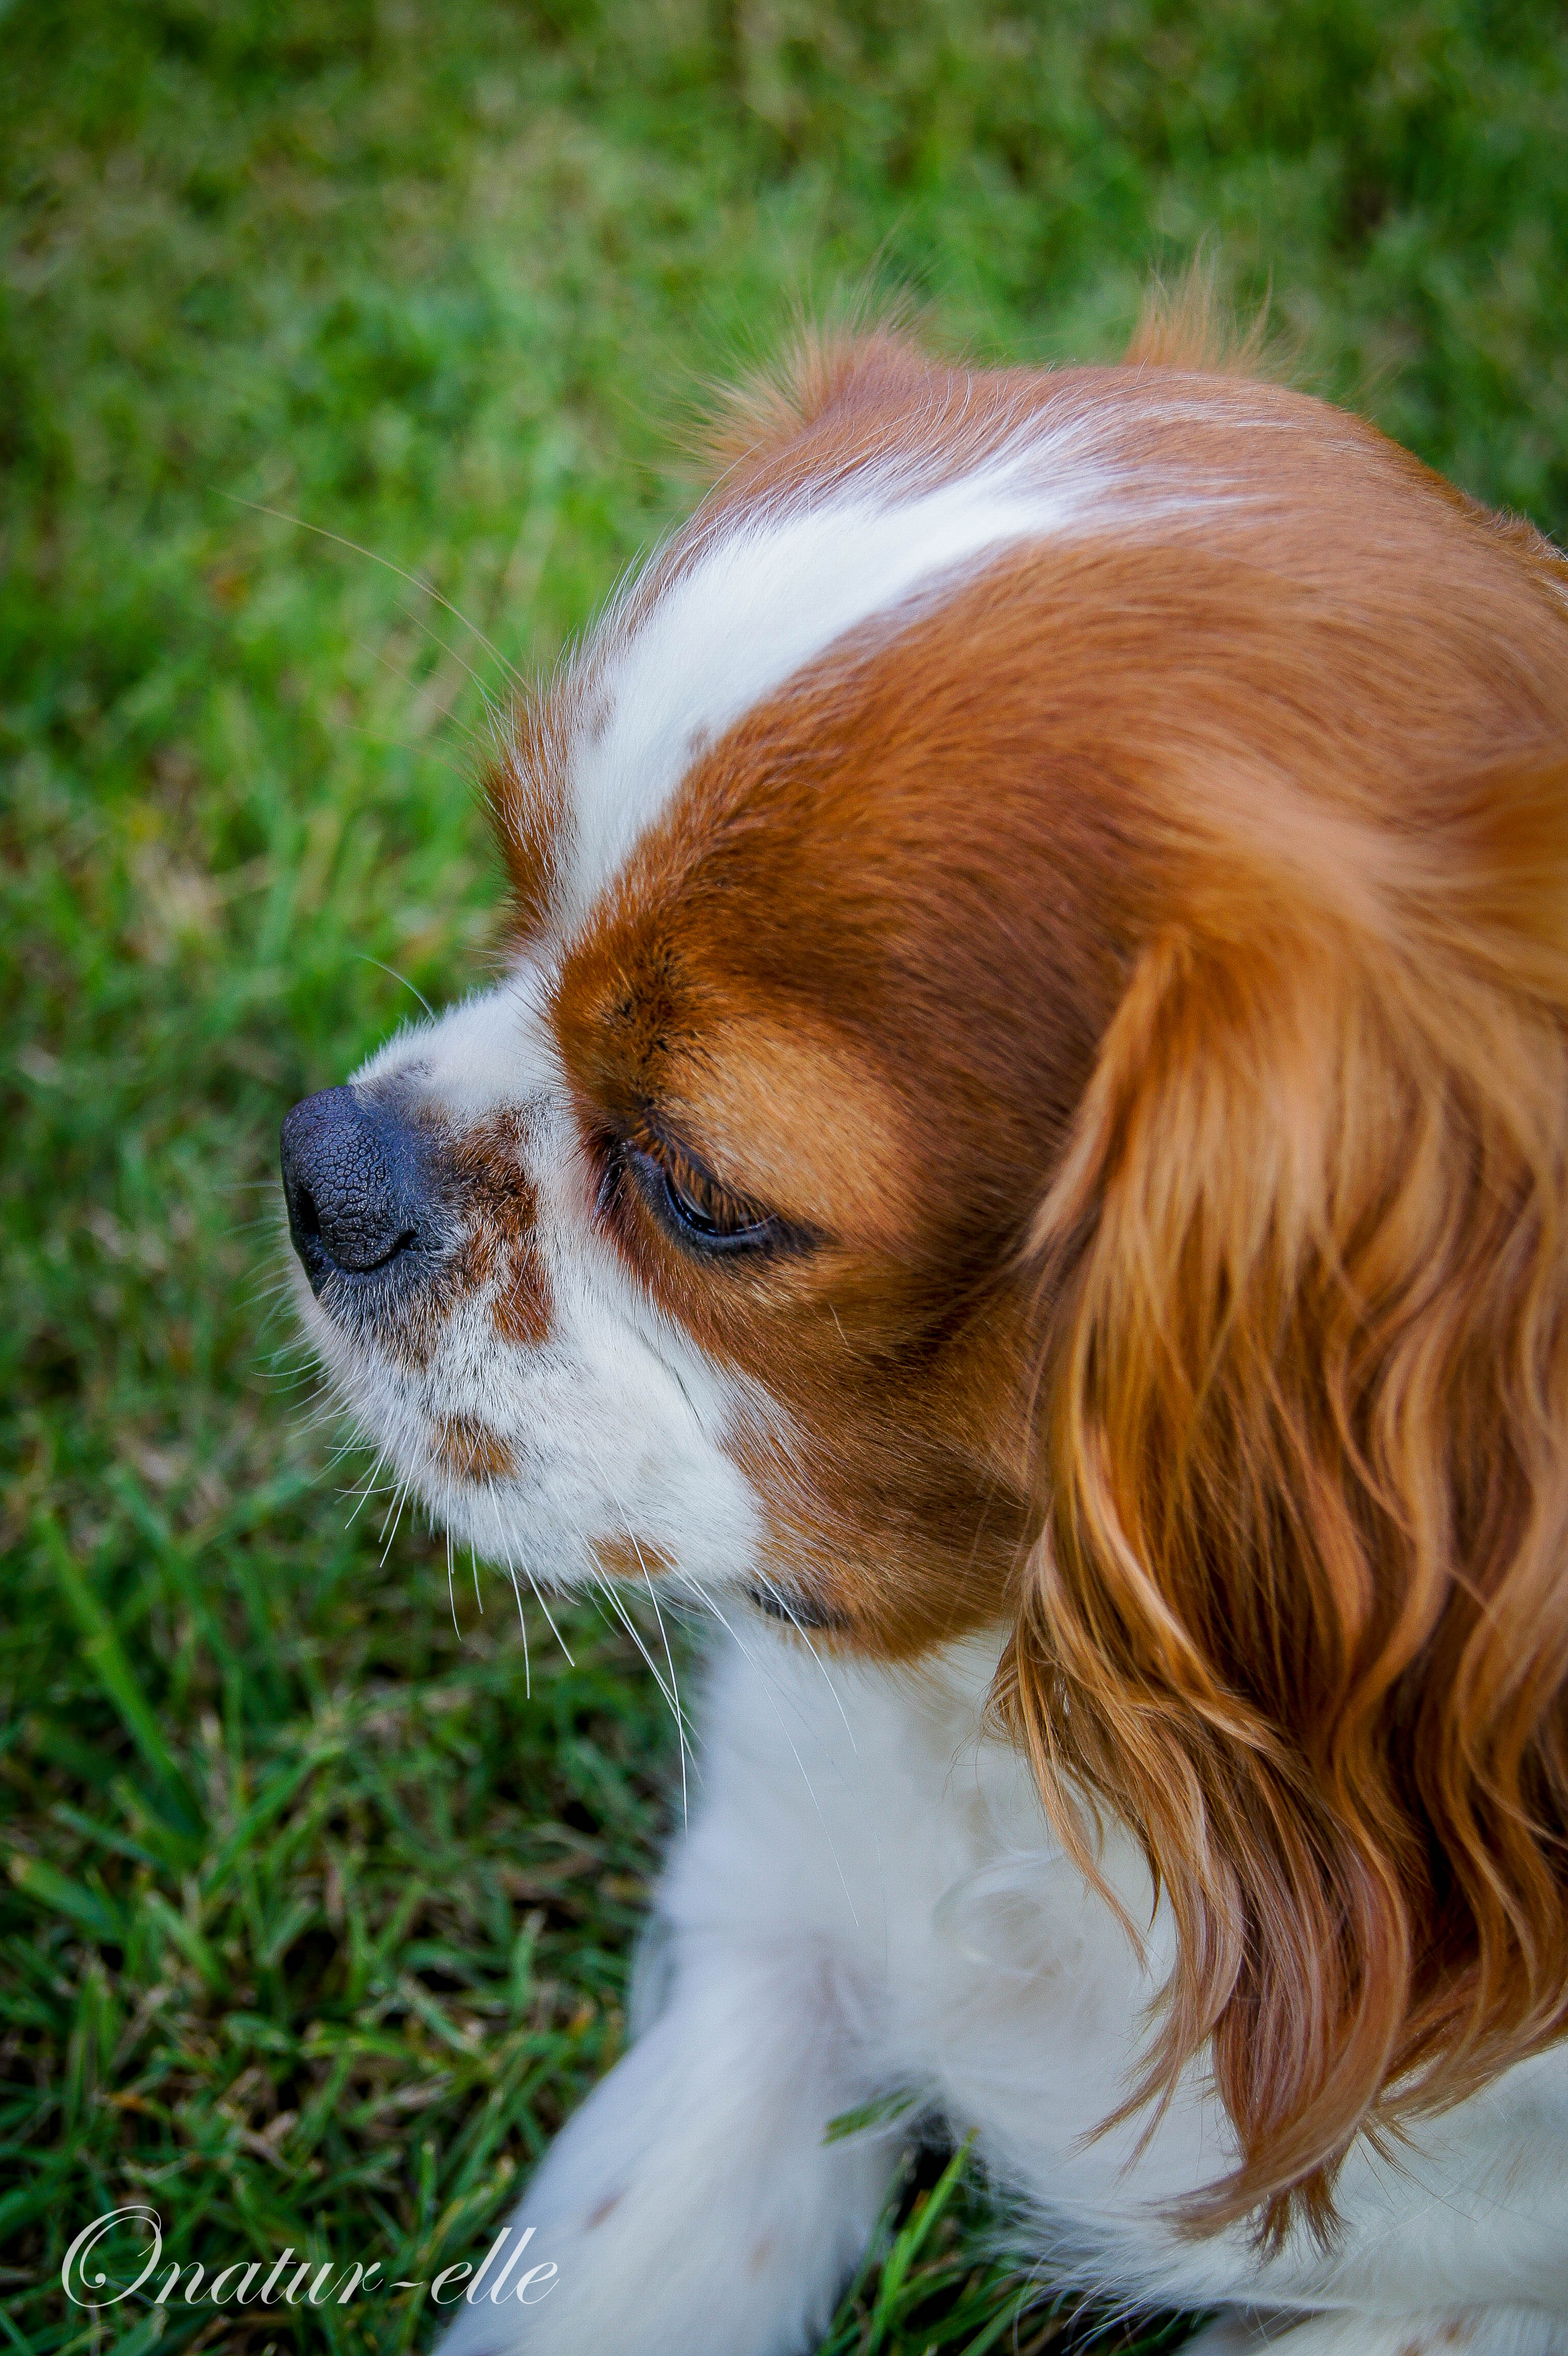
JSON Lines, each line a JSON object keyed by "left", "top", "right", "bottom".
{"left": 34, "top": 1515, "right": 199, "bottom": 1822}
{"left": 5, "top": 1853, "right": 125, "bottom": 1947}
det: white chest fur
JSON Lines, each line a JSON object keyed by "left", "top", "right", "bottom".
{"left": 664, "top": 1630, "right": 1568, "bottom": 2320}
{"left": 435, "top": 1623, "right": 1568, "bottom": 2356}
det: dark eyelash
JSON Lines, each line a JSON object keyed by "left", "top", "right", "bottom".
{"left": 614, "top": 1120, "right": 809, "bottom": 1260}
{"left": 631, "top": 1141, "right": 780, "bottom": 1254}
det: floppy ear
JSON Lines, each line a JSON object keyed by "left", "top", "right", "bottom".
{"left": 997, "top": 852, "right": 1568, "bottom": 2244}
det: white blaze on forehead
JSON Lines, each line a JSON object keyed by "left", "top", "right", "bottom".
{"left": 354, "top": 961, "right": 558, "bottom": 1117}
{"left": 560, "top": 420, "right": 1134, "bottom": 923}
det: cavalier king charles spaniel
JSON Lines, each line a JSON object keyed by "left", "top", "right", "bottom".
{"left": 282, "top": 300, "right": 1568, "bottom": 2356}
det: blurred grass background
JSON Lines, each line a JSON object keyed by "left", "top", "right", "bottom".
{"left": 2, "top": 2, "right": 1566, "bottom": 2349}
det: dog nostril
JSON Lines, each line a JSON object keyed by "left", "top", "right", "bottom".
{"left": 280, "top": 1087, "right": 431, "bottom": 1293}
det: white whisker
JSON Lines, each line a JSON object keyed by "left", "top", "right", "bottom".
{"left": 639, "top": 1558, "right": 689, "bottom": 1828}
{"left": 493, "top": 1543, "right": 533, "bottom": 1700}
{"left": 483, "top": 1477, "right": 575, "bottom": 1668}
{"left": 353, "top": 953, "right": 436, "bottom": 1023}
{"left": 378, "top": 1477, "right": 410, "bottom": 1567}
{"left": 344, "top": 1444, "right": 391, "bottom": 1527}
{"left": 223, "top": 492, "right": 527, "bottom": 690}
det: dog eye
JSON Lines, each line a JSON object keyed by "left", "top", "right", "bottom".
{"left": 625, "top": 1131, "right": 789, "bottom": 1257}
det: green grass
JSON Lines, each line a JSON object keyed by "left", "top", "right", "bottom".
{"left": 3, "top": 1, "right": 1565, "bottom": 2348}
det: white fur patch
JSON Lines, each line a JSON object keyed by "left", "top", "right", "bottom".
{"left": 353, "top": 962, "right": 557, "bottom": 1118}
{"left": 559, "top": 413, "right": 1206, "bottom": 926}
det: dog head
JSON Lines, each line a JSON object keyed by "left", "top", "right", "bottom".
{"left": 283, "top": 314, "right": 1568, "bottom": 2237}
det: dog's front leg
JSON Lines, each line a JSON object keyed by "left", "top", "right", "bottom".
{"left": 431, "top": 1932, "right": 897, "bottom": 2356}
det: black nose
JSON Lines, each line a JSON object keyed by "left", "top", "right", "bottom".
{"left": 280, "top": 1088, "right": 433, "bottom": 1294}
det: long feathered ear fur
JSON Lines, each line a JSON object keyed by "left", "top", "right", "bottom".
{"left": 998, "top": 761, "right": 1568, "bottom": 2244}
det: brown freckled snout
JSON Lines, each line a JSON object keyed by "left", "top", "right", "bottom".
{"left": 281, "top": 1086, "right": 442, "bottom": 1297}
